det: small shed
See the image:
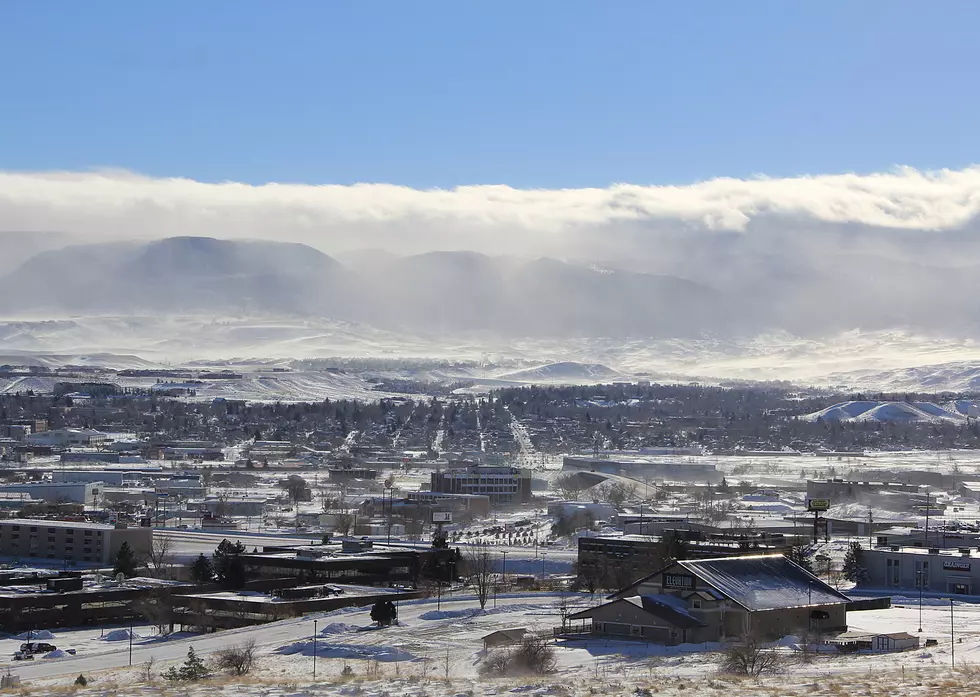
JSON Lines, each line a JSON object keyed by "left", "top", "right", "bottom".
{"left": 828, "top": 631, "right": 920, "bottom": 653}
{"left": 481, "top": 628, "right": 528, "bottom": 650}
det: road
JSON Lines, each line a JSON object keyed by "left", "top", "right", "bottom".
{"left": 7, "top": 594, "right": 568, "bottom": 681}
{"left": 8, "top": 611, "right": 317, "bottom": 681}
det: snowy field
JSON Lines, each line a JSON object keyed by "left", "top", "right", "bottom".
{"left": 8, "top": 317, "right": 980, "bottom": 393}
{"left": 6, "top": 591, "right": 980, "bottom": 697}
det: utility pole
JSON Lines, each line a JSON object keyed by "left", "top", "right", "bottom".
{"left": 917, "top": 570, "right": 923, "bottom": 633}
{"left": 313, "top": 619, "right": 318, "bottom": 679}
{"left": 950, "top": 598, "right": 955, "bottom": 668}
{"left": 925, "top": 490, "right": 930, "bottom": 547}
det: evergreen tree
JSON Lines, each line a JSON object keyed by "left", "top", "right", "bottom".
{"left": 113, "top": 541, "right": 139, "bottom": 578}
{"left": 370, "top": 600, "right": 397, "bottom": 627}
{"left": 785, "top": 545, "right": 814, "bottom": 573}
{"left": 212, "top": 539, "right": 248, "bottom": 589}
{"left": 190, "top": 553, "right": 214, "bottom": 585}
{"left": 163, "top": 646, "right": 211, "bottom": 682}
{"left": 842, "top": 541, "right": 870, "bottom": 585}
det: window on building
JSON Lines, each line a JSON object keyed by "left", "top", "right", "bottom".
{"left": 886, "top": 558, "right": 901, "bottom": 586}
{"left": 11, "top": 526, "right": 19, "bottom": 531}
{"left": 47, "top": 528, "right": 55, "bottom": 533}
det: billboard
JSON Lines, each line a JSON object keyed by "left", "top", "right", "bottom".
{"left": 807, "top": 498, "right": 830, "bottom": 512}
{"left": 432, "top": 511, "right": 453, "bottom": 523}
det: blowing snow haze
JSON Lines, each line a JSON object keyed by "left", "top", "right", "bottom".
{"left": 5, "top": 168, "right": 980, "bottom": 341}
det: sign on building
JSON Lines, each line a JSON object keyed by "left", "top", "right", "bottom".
{"left": 943, "top": 560, "right": 971, "bottom": 571}
{"left": 663, "top": 573, "right": 695, "bottom": 590}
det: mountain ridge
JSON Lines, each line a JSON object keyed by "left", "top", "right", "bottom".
{"left": 0, "top": 237, "right": 727, "bottom": 338}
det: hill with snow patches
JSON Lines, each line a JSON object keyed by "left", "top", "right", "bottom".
{"left": 497, "top": 362, "right": 625, "bottom": 383}
{"left": 801, "top": 400, "right": 980, "bottom": 423}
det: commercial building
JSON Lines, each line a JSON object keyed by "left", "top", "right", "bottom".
{"left": 577, "top": 532, "right": 797, "bottom": 589}
{"left": 0, "top": 482, "right": 100, "bottom": 506}
{"left": 429, "top": 465, "right": 532, "bottom": 504}
{"left": 806, "top": 479, "right": 930, "bottom": 510}
{"left": 0, "top": 519, "right": 152, "bottom": 564}
{"left": 406, "top": 491, "right": 492, "bottom": 518}
{"left": 862, "top": 545, "right": 980, "bottom": 595}
{"left": 51, "top": 470, "right": 138, "bottom": 486}
{"left": 567, "top": 554, "right": 850, "bottom": 644}
{"left": 562, "top": 456, "right": 721, "bottom": 483}
{"left": 240, "top": 541, "right": 459, "bottom": 587}
{"left": 25, "top": 429, "right": 109, "bottom": 448}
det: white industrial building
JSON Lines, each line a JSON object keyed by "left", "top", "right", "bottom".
{"left": 25, "top": 429, "right": 110, "bottom": 448}
{"left": 0, "top": 482, "right": 100, "bottom": 506}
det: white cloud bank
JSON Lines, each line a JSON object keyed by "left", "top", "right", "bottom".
{"left": 2, "top": 166, "right": 980, "bottom": 258}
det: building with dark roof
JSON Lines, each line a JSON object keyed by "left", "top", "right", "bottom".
{"left": 568, "top": 554, "right": 849, "bottom": 644}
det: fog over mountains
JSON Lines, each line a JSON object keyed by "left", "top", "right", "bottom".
{"left": 0, "top": 237, "right": 729, "bottom": 338}
{"left": 5, "top": 166, "right": 980, "bottom": 343}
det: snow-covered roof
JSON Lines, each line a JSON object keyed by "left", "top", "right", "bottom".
{"left": 676, "top": 555, "right": 851, "bottom": 611}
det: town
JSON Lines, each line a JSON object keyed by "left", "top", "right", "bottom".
{"left": 0, "top": 370, "right": 976, "bottom": 695}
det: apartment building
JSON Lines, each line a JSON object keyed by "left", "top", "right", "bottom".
{"left": 0, "top": 519, "right": 152, "bottom": 565}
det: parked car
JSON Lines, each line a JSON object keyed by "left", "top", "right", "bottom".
{"left": 20, "top": 642, "right": 56, "bottom": 653}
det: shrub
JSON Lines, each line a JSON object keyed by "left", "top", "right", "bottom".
{"left": 74, "top": 674, "right": 88, "bottom": 686}
{"left": 215, "top": 638, "right": 256, "bottom": 675}
{"left": 479, "top": 635, "right": 557, "bottom": 677}
{"left": 721, "top": 637, "right": 782, "bottom": 676}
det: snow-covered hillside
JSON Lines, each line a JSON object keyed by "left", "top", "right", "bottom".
{"left": 801, "top": 400, "right": 980, "bottom": 423}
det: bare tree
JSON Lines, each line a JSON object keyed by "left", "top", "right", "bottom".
{"left": 140, "top": 656, "right": 156, "bottom": 684}
{"left": 214, "top": 638, "right": 257, "bottom": 675}
{"left": 721, "top": 636, "right": 782, "bottom": 676}
{"left": 552, "top": 473, "right": 586, "bottom": 500}
{"left": 144, "top": 534, "right": 176, "bottom": 579}
{"left": 465, "top": 542, "right": 495, "bottom": 610}
{"left": 333, "top": 511, "right": 354, "bottom": 536}
{"left": 594, "top": 481, "right": 637, "bottom": 508}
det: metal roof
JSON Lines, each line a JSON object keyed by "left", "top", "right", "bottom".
{"left": 676, "top": 555, "right": 851, "bottom": 611}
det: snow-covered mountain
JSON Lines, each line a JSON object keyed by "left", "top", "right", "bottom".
{"left": 800, "top": 400, "right": 980, "bottom": 423}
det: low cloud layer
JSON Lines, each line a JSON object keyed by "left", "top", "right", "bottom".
{"left": 3, "top": 167, "right": 980, "bottom": 261}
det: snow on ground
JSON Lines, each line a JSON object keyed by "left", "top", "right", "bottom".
{"left": 9, "top": 592, "right": 980, "bottom": 697}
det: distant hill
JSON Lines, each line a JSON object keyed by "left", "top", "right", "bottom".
{"left": 0, "top": 237, "right": 360, "bottom": 317}
{"left": 801, "top": 400, "right": 974, "bottom": 424}
{"left": 498, "top": 362, "right": 625, "bottom": 383}
{"left": 0, "top": 238, "right": 731, "bottom": 338}
{"left": 0, "top": 231, "right": 75, "bottom": 276}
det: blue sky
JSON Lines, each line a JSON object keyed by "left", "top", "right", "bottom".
{"left": 1, "top": 2, "right": 978, "bottom": 188}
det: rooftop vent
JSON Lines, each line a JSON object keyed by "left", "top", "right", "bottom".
{"left": 928, "top": 548, "right": 940, "bottom": 554}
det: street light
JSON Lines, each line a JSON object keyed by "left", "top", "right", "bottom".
{"left": 128, "top": 620, "right": 133, "bottom": 666}
{"left": 950, "top": 598, "right": 955, "bottom": 668}
{"left": 917, "top": 570, "right": 923, "bottom": 633}
{"left": 312, "top": 619, "right": 318, "bottom": 680}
